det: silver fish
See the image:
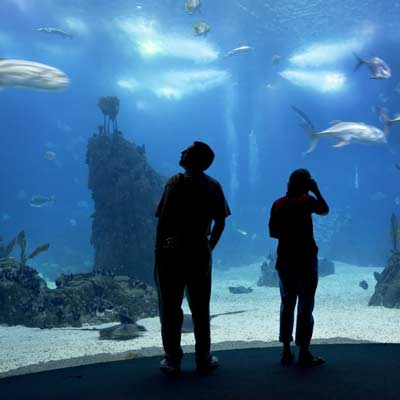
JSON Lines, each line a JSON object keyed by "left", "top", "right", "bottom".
{"left": 226, "top": 45, "right": 253, "bottom": 57}
{"left": 29, "top": 195, "right": 55, "bottom": 208}
{"left": 192, "top": 21, "right": 210, "bottom": 36}
{"left": 292, "top": 106, "right": 387, "bottom": 153}
{"left": 377, "top": 107, "right": 400, "bottom": 128}
{"left": 353, "top": 53, "right": 391, "bottom": 79}
{"left": 0, "top": 58, "right": 69, "bottom": 91}
{"left": 185, "top": 0, "right": 202, "bottom": 14}
{"left": 37, "top": 27, "right": 73, "bottom": 39}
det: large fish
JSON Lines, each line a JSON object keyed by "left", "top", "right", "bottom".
{"left": 377, "top": 107, "right": 400, "bottom": 128}
{"left": 353, "top": 53, "right": 391, "bottom": 79}
{"left": 37, "top": 27, "right": 73, "bottom": 39}
{"left": 292, "top": 106, "right": 387, "bottom": 153}
{"left": 0, "top": 58, "right": 69, "bottom": 91}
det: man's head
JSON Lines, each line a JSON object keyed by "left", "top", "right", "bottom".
{"left": 287, "top": 168, "right": 311, "bottom": 197}
{"left": 179, "top": 141, "right": 215, "bottom": 172}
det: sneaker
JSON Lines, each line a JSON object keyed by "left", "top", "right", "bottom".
{"left": 280, "top": 350, "right": 295, "bottom": 365}
{"left": 196, "top": 355, "right": 220, "bottom": 373}
{"left": 160, "top": 358, "right": 181, "bottom": 375}
{"left": 298, "top": 352, "right": 325, "bottom": 368}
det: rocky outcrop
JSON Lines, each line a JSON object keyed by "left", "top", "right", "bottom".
{"left": 87, "top": 130, "right": 165, "bottom": 284}
{"left": 257, "top": 255, "right": 335, "bottom": 288}
{"left": 369, "top": 252, "right": 400, "bottom": 308}
{"left": 0, "top": 260, "right": 158, "bottom": 328}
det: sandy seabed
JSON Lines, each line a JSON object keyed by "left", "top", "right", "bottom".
{"left": 1, "top": 261, "right": 399, "bottom": 377}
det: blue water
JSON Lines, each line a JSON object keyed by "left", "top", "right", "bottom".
{"left": 1, "top": 0, "right": 400, "bottom": 279}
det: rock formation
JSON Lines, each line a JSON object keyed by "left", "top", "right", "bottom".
{"left": 257, "top": 254, "right": 335, "bottom": 288}
{"left": 0, "top": 260, "right": 158, "bottom": 328}
{"left": 369, "top": 214, "right": 400, "bottom": 308}
{"left": 87, "top": 101, "right": 165, "bottom": 284}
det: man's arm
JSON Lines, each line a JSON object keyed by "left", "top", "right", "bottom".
{"left": 309, "top": 179, "right": 329, "bottom": 215}
{"left": 209, "top": 218, "right": 225, "bottom": 250}
{"left": 268, "top": 202, "right": 280, "bottom": 239}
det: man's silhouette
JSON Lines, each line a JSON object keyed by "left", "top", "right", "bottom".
{"left": 269, "top": 169, "right": 329, "bottom": 367}
{"left": 155, "top": 141, "right": 230, "bottom": 374}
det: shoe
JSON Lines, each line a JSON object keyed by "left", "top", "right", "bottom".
{"left": 196, "top": 355, "right": 220, "bottom": 373}
{"left": 160, "top": 358, "right": 181, "bottom": 375}
{"left": 298, "top": 352, "right": 325, "bottom": 368}
{"left": 280, "top": 350, "right": 295, "bottom": 365}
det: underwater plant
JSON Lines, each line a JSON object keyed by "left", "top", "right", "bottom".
{"left": 17, "top": 230, "right": 50, "bottom": 269}
{"left": 0, "top": 231, "right": 50, "bottom": 269}
{"left": 390, "top": 213, "right": 399, "bottom": 252}
{"left": 98, "top": 96, "right": 120, "bottom": 134}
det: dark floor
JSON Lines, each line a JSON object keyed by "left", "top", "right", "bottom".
{"left": 1, "top": 343, "right": 399, "bottom": 400}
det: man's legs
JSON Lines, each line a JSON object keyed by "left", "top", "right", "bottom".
{"left": 155, "top": 250, "right": 185, "bottom": 367}
{"left": 185, "top": 247, "right": 216, "bottom": 369}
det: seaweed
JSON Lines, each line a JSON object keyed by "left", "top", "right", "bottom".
{"left": 4, "top": 236, "right": 16, "bottom": 257}
{"left": 390, "top": 213, "right": 399, "bottom": 252}
{"left": 98, "top": 96, "right": 120, "bottom": 134}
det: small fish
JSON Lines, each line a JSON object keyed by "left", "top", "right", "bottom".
{"left": 2, "top": 213, "right": 10, "bottom": 221}
{"left": 77, "top": 200, "right": 89, "bottom": 208}
{"left": 353, "top": 53, "right": 391, "bottom": 79}
{"left": 271, "top": 54, "right": 282, "bottom": 65}
{"left": 236, "top": 228, "right": 248, "bottom": 236}
{"left": 0, "top": 58, "right": 69, "bottom": 91}
{"left": 354, "top": 164, "right": 359, "bottom": 190}
{"left": 36, "top": 27, "right": 73, "bottom": 39}
{"left": 292, "top": 106, "right": 387, "bottom": 153}
{"left": 29, "top": 195, "right": 55, "bottom": 208}
{"left": 192, "top": 21, "right": 210, "bottom": 36}
{"left": 44, "top": 151, "right": 56, "bottom": 160}
{"left": 185, "top": 0, "right": 201, "bottom": 14}
{"left": 69, "top": 219, "right": 77, "bottom": 227}
{"left": 225, "top": 45, "right": 253, "bottom": 57}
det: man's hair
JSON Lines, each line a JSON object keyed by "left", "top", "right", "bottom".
{"left": 287, "top": 168, "right": 311, "bottom": 197}
{"left": 191, "top": 141, "right": 215, "bottom": 171}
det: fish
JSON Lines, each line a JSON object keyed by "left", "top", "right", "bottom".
{"left": 236, "top": 228, "right": 248, "bottom": 236}
{"left": 292, "top": 105, "right": 387, "bottom": 154}
{"left": 36, "top": 27, "right": 73, "bottom": 39}
{"left": 0, "top": 58, "right": 69, "bottom": 91}
{"left": 354, "top": 164, "right": 359, "bottom": 190}
{"left": 353, "top": 53, "right": 391, "bottom": 79}
{"left": 376, "top": 107, "right": 400, "bottom": 129}
{"left": 271, "top": 54, "right": 282, "bottom": 65}
{"left": 225, "top": 45, "right": 253, "bottom": 57}
{"left": 44, "top": 151, "right": 56, "bottom": 160}
{"left": 69, "top": 219, "right": 77, "bottom": 227}
{"left": 185, "top": 0, "right": 201, "bottom": 14}
{"left": 192, "top": 21, "right": 210, "bottom": 36}
{"left": 181, "top": 310, "right": 249, "bottom": 333}
{"left": 29, "top": 195, "right": 55, "bottom": 208}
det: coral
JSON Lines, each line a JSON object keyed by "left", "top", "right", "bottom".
{"left": 98, "top": 96, "right": 120, "bottom": 133}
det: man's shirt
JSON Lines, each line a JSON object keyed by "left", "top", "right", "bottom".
{"left": 156, "top": 172, "right": 231, "bottom": 248}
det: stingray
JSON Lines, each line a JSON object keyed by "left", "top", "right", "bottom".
{"left": 181, "top": 310, "right": 249, "bottom": 333}
{"left": 53, "top": 311, "right": 147, "bottom": 341}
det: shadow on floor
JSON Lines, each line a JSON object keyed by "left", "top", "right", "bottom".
{"left": 1, "top": 343, "right": 399, "bottom": 400}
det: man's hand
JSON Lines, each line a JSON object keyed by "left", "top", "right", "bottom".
{"left": 308, "top": 178, "right": 319, "bottom": 194}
